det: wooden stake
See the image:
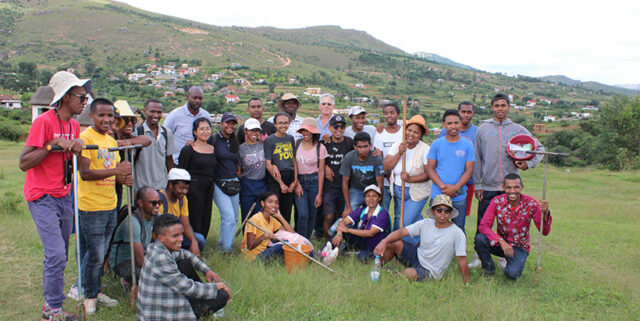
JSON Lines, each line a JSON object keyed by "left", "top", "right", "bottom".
{"left": 400, "top": 100, "right": 407, "bottom": 228}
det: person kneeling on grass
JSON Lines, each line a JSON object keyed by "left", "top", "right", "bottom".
{"left": 137, "top": 214, "right": 231, "bottom": 321}
{"left": 241, "top": 192, "right": 295, "bottom": 261}
{"left": 330, "top": 185, "right": 391, "bottom": 262}
{"left": 374, "top": 194, "right": 470, "bottom": 283}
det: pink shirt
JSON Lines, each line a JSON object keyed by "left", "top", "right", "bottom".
{"left": 478, "top": 193, "right": 552, "bottom": 252}
{"left": 295, "top": 143, "right": 328, "bottom": 175}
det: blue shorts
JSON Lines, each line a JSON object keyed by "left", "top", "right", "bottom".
{"left": 399, "top": 240, "right": 431, "bottom": 281}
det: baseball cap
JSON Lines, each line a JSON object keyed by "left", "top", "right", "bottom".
{"left": 348, "top": 106, "right": 367, "bottom": 117}
{"left": 221, "top": 112, "right": 237, "bottom": 123}
{"left": 329, "top": 115, "right": 346, "bottom": 125}
{"left": 244, "top": 118, "right": 261, "bottom": 131}
{"left": 364, "top": 184, "right": 381, "bottom": 196}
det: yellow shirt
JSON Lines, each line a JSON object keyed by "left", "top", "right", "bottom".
{"left": 78, "top": 127, "right": 120, "bottom": 211}
{"left": 158, "top": 189, "right": 189, "bottom": 217}
{"left": 242, "top": 212, "right": 282, "bottom": 260}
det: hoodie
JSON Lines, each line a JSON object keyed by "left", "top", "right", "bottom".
{"left": 473, "top": 118, "right": 544, "bottom": 191}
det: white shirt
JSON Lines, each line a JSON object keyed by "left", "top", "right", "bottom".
{"left": 373, "top": 126, "right": 403, "bottom": 186}
{"left": 387, "top": 141, "right": 429, "bottom": 186}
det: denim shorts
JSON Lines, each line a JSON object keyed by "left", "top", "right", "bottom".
{"left": 399, "top": 240, "right": 431, "bottom": 281}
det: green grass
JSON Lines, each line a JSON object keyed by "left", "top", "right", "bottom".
{"left": 0, "top": 140, "right": 638, "bottom": 320}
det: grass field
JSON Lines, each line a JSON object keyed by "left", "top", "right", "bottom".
{"left": 0, "top": 140, "right": 638, "bottom": 320}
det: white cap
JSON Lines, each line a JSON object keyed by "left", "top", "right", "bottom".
{"left": 244, "top": 118, "right": 261, "bottom": 131}
{"left": 364, "top": 184, "right": 381, "bottom": 196}
{"left": 348, "top": 106, "right": 367, "bottom": 117}
{"left": 167, "top": 168, "right": 192, "bottom": 182}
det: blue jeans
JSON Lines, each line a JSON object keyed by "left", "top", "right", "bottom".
{"left": 474, "top": 233, "right": 529, "bottom": 280}
{"left": 294, "top": 173, "right": 319, "bottom": 239}
{"left": 393, "top": 185, "right": 428, "bottom": 245}
{"left": 349, "top": 187, "right": 365, "bottom": 211}
{"left": 382, "top": 185, "right": 392, "bottom": 212}
{"left": 28, "top": 193, "right": 74, "bottom": 309}
{"left": 182, "top": 232, "right": 206, "bottom": 251}
{"left": 257, "top": 243, "right": 284, "bottom": 261}
{"left": 240, "top": 177, "right": 268, "bottom": 223}
{"left": 451, "top": 199, "right": 467, "bottom": 233}
{"left": 213, "top": 179, "right": 240, "bottom": 253}
{"left": 78, "top": 209, "right": 117, "bottom": 298}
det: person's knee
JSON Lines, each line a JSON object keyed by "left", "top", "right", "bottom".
{"left": 474, "top": 233, "right": 489, "bottom": 249}
{"left": 504, "top": 265, "right": 523, "bottom": 280}
{"left": 402, "top": 268, "right": 418, "bottom": 280}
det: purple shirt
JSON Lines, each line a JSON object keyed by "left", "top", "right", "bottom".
{"left": 347, "top": 205, "right": 391, "bottom": 250}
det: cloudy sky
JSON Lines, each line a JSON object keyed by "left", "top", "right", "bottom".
{"left": 122, "top": 0, "right": 639, "bottom": 85}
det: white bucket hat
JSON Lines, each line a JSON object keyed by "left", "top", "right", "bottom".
{"left": 167, "top": 168, "right": 192, "bottom": 182}
{"left": 48, "top": 71, "right": 93, "bottom": 107}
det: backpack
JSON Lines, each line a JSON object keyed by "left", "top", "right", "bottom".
{"left": 133, "top": 124, "right": 169, "bottom": 165}
{"left": 105, "top": 204, "right": 145, "bottom": 268}
{"left": 157, "top": 190, "right": 184, "bottom": 215}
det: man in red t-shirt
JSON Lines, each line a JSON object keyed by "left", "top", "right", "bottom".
{"left": 19, "top": 71, "right": 92, "bottom": 320}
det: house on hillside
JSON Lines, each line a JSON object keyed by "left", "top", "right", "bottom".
{"left": 225, "top": 94, "right": 240, "bottom": 103}
{"left": 354, "top": 83, "right": 364, "bottom": 88}
{"left": 164, "top": 91, "right": 175, "bottom": 98}
{"left": 526, "top": 100, "right": 536, "bottom": 107}
{"left": 29, "top": 86, "right": 54, "bottom": 122}
{"left": 305, "top": 87, "right": 322, "bottom": 95}
{"left": 0, "top": 94, "right": 21, "bottom": 109}
{"left": 234, "top": 78, "right": 245, "bottom": 85}
{"left": 582, "top": 106, "right": 599, "bottom": 111}
{"left": 128, "top": 73, "right": 146, "bottom": 82}
{"left": 288, "top": 76, "right": 298, "bottom": 84}
{"left": 208, "top": 74, "right": 219, "bottom": 81}
{"left": 543, "top": 115, "right": 555, "bottom": 122}
{"left": 202, "top": 82, "right": 217, "bottom": 91}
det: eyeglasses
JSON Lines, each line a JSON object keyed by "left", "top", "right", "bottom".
{"left": 123, "top": 117, "right": 138, "bottom": 125}
{"left": 68, "top": 93, "right": 89, "bottom": 102}
{"left": 143, "top": 199, "right": 162, "bottom": 206}
{"left": 332, "top": 124, "right": 346, "bottom": 129}
{"left": 276, "top": 121, "right": 290, "bottom": 125}
{"left": 434, "top": 207, "right": 452, "bottom": 214}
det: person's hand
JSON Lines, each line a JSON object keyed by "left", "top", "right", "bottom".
{"left": 376, "top": 123, "right": 385, "bottom": 133}
{"left": 374, "top": 241, "right": 386, "bottom": 256}
{"left": 398, "top": 141, "right": 407, "bottom": 154}
{"left": 499, "top": 239, "right": 513, "bottom": 258}
{"left": 475, "top": 189, "right": 484, "bottom": 201}
{"left": 336, "top": 224, "right": 348, "bottom": 233}
{"left": 272, "top": 167, "right": 281, "bottom": 181}
{"left": 372, "top": 147, "right": 382, "bottom": 157}
{"left": 294, "top": 183, "right": 303, "bottom": 197}
{"left": 115, "top": 161, "right": 132, "bottom": 175}
{"left": 314, "top": 193, "right": 322, "bottom": 208}
{"left": 185, "top": 140, "right": 195, "bottom": 147}
{"left": 190, "top": 242, "right": 201, "bottom": 257}
{"left": 515, "top": 160, "right": 529, "bottom": 170}
{"left": 441, "top": 185, "right": 458, "bottom": 197}
{"left": 331, "top": 234, "right": 343, "bottom": 247}
{"left": 322, "top": 133, "right": 331, "bottom": 142}
{"left": 64, "top": 138, "right": 85, "bottom": 154}
{"left": 263, "top": 231, "right": 273, "bottom": 241}
{"left": 541, "top": 200, "right": 550, "bottom": 221}
{"left": 205, "top": 270, "right": 221, "bottom": 283}
{"left": 325, "top": 167, "right": 334, "bottom": 182}
{"left": 216, "top": 282, "right": 232, "bottom": 300}
{"left": 400, "top": 171, "right": 410, "bottom": 182}
{"left": 279, "top": 182, "right": 288, "bottom": 193}
{"left": 121, "top": 174, "right": 134, "bottom": 187}
{"left": 342, "top": 206, "right": 352, "bottom": 218}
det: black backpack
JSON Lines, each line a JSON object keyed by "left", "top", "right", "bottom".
{"left": 133, "top": 124, "right": 169, "bottom": 165}
{"left": 105, "top": 204, "right": 145, "bottom": 268}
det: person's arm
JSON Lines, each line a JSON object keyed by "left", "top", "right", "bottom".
{"left": 315, "top": 156, "right": 325, "bottom": 207}
{"left": 426, "top": 158, "right": 444, "bottom": 189}
{"left": 325, "top": 164, "right": 334, "bottom": 182}
{"left": 456, "top": 256, "right": 471, "bottom": 284}
{"left": 19, "top": 138, "right": 85, "bottom": 171}
{"left": 473, "top": 133, "right": 484, "bottom": 199}
{"left": 292, "top": 155, "right": 302, "bottom": 196}
{"left": 373, "top": 227, "right": 410, "bottom": 256}
{"left": 341, "top": 175, "right": 352, "bottom": 217}
{"left": 274, "top": 211, "right": 294, "bottom": 233}
{"left": 454, "top": 161, "right": 474, "bottom": 190}
{"left": 245, "top": 231, "right": 271, "bottom": 251}
{"left": 133, "top": 242, "right": 145, "bottom": 267}
{"left": 180, "top": 216, "right": 200, "bottom": 257}
{"left": 166, "top": 155, "right": 175, "bottom": 171}
{"left": 383, "top": 147, "right": 403, "bottom": 172}
{"left": 151, "top": 250, "right": 219, "bottom": 300}
{"left": 118, "top": 135, "right": 152, "bottom": 148}
{"left": 402, "top": 163, "right": 429, "bottom": 184}
{"left": 331, "top": 215, "right": 354, "bottom": 246}
{"left": 533, "top": 200, "right": 552, "bottom": 235}
{"left": 78, "top": 155, "right": 131, "bottom": 181}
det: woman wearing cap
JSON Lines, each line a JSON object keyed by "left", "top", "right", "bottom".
{"left": 177, "top": 117, "right": 216, "bottom": 245}
{"left": 331, "top": 185, "right": 391, "bottom": 262}
{"left": 293, "top": 117, "right": 328, "bottom": 239}
{"left": 383, "top": 115, "right": 432, "bottom": 245}
{"left": 239, "top": 118, "right": 268, "bottom": 225}
{"left": 210, "top": 112, "right": 241, "bottom": 253}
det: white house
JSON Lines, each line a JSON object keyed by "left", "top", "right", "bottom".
{"left": 543, "top": 115, "right": 556, "bottom": 122}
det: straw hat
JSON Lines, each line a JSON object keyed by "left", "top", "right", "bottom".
{"left": 425, "top": 194, "right": 459, "bottom": 219}
{"left": 297, "top": 117, "right": 320, "bottom": 134}
{"left": 277, "top": 93, "right": 301, "bottom": 110}
{"left": 48, "top": 71, "right": 93, "bottom": 107}
{"left": 406, "top": 115, "right": 429, "bottom": 135}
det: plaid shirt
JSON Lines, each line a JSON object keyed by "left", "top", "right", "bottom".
{"left": 137, "top": 241, "right": 217, "bottom": 321}
{"left": 478, "top": 193, "right": 552, "bottom": 252}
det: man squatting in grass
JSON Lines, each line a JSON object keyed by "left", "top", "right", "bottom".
{"left": 475, "top": 173, "right": 552, "bottom": 279}
{"left": 374, "top": 194, "right": 470, "bottom": 283}
{"left": 137, "top": 214, "right": 231, "bottom": 321}
{"left": 20, "top": 71, "right": 91, "bottom": 320}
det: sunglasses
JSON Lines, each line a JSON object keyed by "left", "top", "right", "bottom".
{"left": 143, "top": 199, "right": 162, "bottom": 206}
{"left": 68, "top": 93, "right": 89, "bottom": 102}
{"left": 332, "top": 124, "right": 346, "bottom": 129}
{"left": 123, "top": 117, "right": 138, "bottom": 125}
{"left": 434, "top": 207, "right": 453, "bottom": 214}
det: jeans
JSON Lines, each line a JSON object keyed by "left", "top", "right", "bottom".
{"left": 476, "top": 190, "right": 504, "bottom": 235}
{"left": 213, "top": 179, "right": 240, "bottom": 253}
{"left": 294, "top": 173, "right": 319, "bottom": 239}
{"left": 393, "top": 185, "right": 428, "bottom": 246}
{"left": 28, "top": 193, "right": 74, "bottom": 309}
{"left": 240, "top": 177, "right": 268, "bottom": 223}
{"left": 474, "top": 233, "right": 529, "bottom": 280}
{"left": 349, "top": 187, "right": 365, "bottom": 211}
{"left": 78, "top": 209, "right": 117, "bottom": 298}
{"left": 257, "top": 243, "right": 284, "bottom": 261}
{"left": 382, "top": 185, "right": 392, "bottom": 212}
{"left": 182, "top": 232, "right": 206, "bottom": 251}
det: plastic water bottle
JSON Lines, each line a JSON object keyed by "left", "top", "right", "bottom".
{"left": 370, "top": 255, "right": 381, "bottom": 282}
{"left": 329, "top": 218, "right": 343, "bottom": 235}
{"left": 213, "top": 308, "right": 224, "bottom": 318}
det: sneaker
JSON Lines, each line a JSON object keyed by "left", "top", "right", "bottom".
{"left": 67, "top": 285, "right": 79, "bottom": 301}
{"left": 319, "top": 242, "right": 332, "bottom": 258}
{"left": 120, "top": 277, "right": 131, "bottom": 293}
{"left": 468, "top": 255, "right": 482, "bottom": 268}
{"left": 498, "top": 257, "right": 507, "bottom": 270}
{"left": 97, "top": 292, "right": 118, "bottom": 307}
{"left": 323, "top": 247, "right": 339, "bottom": 265}
{"left": 41, "top": 304, "right": 77, "bottom": 321}
{"left": 84, "top": 298, "right": 97, "bottom": 315}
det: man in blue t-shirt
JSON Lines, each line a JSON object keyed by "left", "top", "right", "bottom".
{"left": 427, "top": 109, "right": 475, "bottom": 232}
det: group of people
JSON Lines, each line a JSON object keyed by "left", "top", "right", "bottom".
{"left": 22, "top": 71, "right": 554, "bottom": 320}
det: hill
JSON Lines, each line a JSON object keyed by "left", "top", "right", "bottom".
{"left": 538, "top": 75, "right": 638, "bottom": 96}
{"left": 413, "top": 52, "right": 478, "bottom": 71}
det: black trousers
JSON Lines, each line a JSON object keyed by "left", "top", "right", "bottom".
{"left": 266, "top": 169, "right": 295, "bottom": 224}
{"left": 177, "top": 259, "right": 228, "bottom": 320}
{"left": 475, "top": 190, "right": 505, "bottom": 235}
{"left": 114, "top": 260, "right": 141, "bottom": 285}
{"left": 187, "top": 175, "right": 215, "bottom": 239}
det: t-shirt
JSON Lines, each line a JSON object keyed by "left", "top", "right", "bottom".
{"left": 109, "top": 214, "right": 155, "bottom": 267}
{"left": 387, "top": 142, "right": 430, "bottom": 186}
{"left": 158, "top": 189, "right": 189, "bottom": 217}
{"left": 242, "top": 213, "right": 282, "bottom": 260}
{"left": 239, "top": 142, "right": 266, "bottom": 180}
{"left": 339, "top": 150, "right": 384, "bottom": 191}
{"left": 78, "top": 127, "right": 120, "bottom": 211}
{"left": 346, "top": 205, "right": 391, "bottom": 250}
{"left": 373, "top": 127, "right": 403, "bottom": 187}
{"left": 344, "top": 125, "right": 377, "bottom": 142}
{"left": 323, "top": 137, "right": 354, "bottom": 193}
{"left": 437, "top": 124, "right": 478, "bottom": 184}
{"left": 427, "top": 137, "right": 475, "bottom": 202}
{"left": 264, "top": 134, "right": 296, "bottom": 172}
{"left": 163, "top": 104, "right": 211, "bottom": 165}
{"left": 295, "top": 143, "right": 328, "bottom": 175}
{"left": 236, "top": 120, "right": 277, "bottom": 145}
{"left": 405, "top": 218, "right": 466, "bottom": 280}
{"left": 23, "top": 109, "right": 81, "bottom": 202}
{"left": 134, "top": 122, "right": 179, "bottom": 191}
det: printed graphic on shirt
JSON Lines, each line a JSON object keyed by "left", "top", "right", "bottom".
{"left": 273, "top": 142, "right": 294, "bottom": 161}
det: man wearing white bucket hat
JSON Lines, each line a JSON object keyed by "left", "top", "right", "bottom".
{"left": 19, "top": 71, "right": 92, "bottom": 320}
